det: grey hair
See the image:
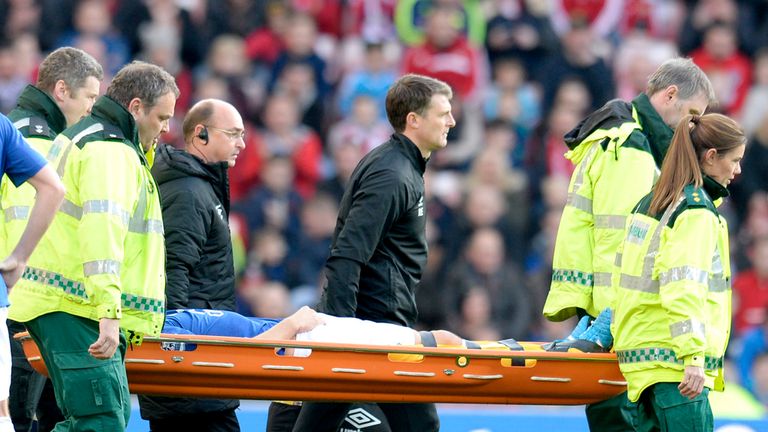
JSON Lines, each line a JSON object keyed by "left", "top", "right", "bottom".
{"left": 646, "top": 58, "right": 717, "bottom": 105}
{"left": 36, "top": 47, "right": 103, "bottom": 94}
{"left": 105, "top": 61, "right": 180, "bottom": 109}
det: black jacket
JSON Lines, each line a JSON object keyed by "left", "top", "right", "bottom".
{"left": 140, "top": 144, "right": 238, "bottom": 420}
{"left": 318, "top": 133, "right": 428, "bottom": 327}
{"left": 151, "top": 144, "right": 235, "bottom": 311}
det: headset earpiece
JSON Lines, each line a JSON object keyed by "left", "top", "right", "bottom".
{"left": 198, "top": 126, "right": 209, "bottom": 143}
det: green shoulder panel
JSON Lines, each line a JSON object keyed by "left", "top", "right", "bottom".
{"left": 633, "top": 192, "right": 654, "bottom": 217}
{"left": 22, "top": 116, "right": 54, "bottom": 139}
{"left": 6, "top": 108, "right": 24, "bottom": 123}
{"left": 8, "top": 111, "right": 55, "bottom": 140}
{"left": 619, "top": 130, "right": 652, "bottom": 154}
{"left": 682, "top": 184, "right": 715, "bottom": 210}
{"left": 668, "top": 184, "right": 718, "bottom": 226}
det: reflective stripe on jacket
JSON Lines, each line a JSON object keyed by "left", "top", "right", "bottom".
{"left": 8, "top": 96, "right": 166, "bottom": 342}
{"left": 544, "top": 94, "right": 674, "bottom": 321}
{"left": 612, "top": 177, "right": 731, "bottom": 402}
{"left": 0, "top": 85, "right": 67, "bottom": 257}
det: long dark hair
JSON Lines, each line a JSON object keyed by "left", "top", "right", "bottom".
{"left": 649, "top": 113, "right": 745, "bottom": 215}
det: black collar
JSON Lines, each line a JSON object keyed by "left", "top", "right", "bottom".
{"left": 16, "top": 85, "right": 67, "bottom": 134}
{"left": 91, "top": 96, "right": 142, "bottom": 157}
{"left": 632, "top": 93, "right": 674, "bottom": 168}
{"left": 393, "top": 133, "right": 427, "bottom": 174}
{"left": 703, "top": 174, "right": 729, "bottom": 201}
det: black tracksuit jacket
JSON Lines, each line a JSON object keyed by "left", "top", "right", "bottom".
{"left": 151, "top": 143, "right": 235, "bottom": 311}
{"left": 318, "top": 133, "right": 428, "bottom": 327}
{"left": 140, "top": 143, "right": 238, "bottom": 420}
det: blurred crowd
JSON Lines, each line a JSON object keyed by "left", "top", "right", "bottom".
{"left": 1, "top": 0, "right": 768, "bottom": 411}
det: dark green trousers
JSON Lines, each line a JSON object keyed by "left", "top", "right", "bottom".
{"left": 26, "top": 312, "right": 130, "bottom": 432}
{"left": 8, "top": 318, "right": 63, "bottom": 432}
{"left": 586, "top": 391, "right": 637, "bottom": 431}
{"left": 635, "top": 383, "right": 713, "bottom": 432}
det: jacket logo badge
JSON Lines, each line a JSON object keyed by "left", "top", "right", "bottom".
{"left": 417, "top": 196, "right": 424, "bottom": 217}
{"left": 215, "top": 204, "right": 225, "bottom": 222}
{"left": 627, "top": 220, "right": 650, "bottom": 245}
{"left": 34, "top": 125, "right": 43, "bottom": 134}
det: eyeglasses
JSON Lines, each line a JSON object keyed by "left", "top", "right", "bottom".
{"left": 205, "top": 125, "right": 246, "bottom": 141}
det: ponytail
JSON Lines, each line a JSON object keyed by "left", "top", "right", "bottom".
{"left": 649, "top": 113, "right": 745, "bottom": 216}
{"left": 649, "top": 114, "right": 701, "bottom": 216}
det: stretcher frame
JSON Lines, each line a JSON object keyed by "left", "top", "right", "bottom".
{"left": 17, "top": 332, "right": 627, "bottom": 405}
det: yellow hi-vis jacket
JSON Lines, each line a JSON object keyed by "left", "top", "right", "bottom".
{"left": 0, "top": 85, "right": 69, "bottom": 258}
{"left": 8, "top": 96, "right": 166, "bottom": 343}
{"left": 543, "top": 94, "right": 673, "bottom": 321}
{"left": 611, "top": 177, "right": 731, "bottom": 402}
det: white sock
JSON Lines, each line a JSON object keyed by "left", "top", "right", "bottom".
{"left": 0, "top": 416, "right": 14, "bottom": 432}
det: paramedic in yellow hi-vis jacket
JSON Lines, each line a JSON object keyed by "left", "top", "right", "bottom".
{"left": 612, "top": 113, "right": 744, "bottom": 431}
{"left": 7, "top": 61, "right": 178, "bottom": 431}
{"left": 542, "top": 58, "right": 715, "bottom": 431}
{"left": 2, "top": 47, "right": 103, "bottom": 432}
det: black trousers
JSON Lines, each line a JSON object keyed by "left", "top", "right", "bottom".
{"left": 267, "top": 402, "right": 394, "bottom": 432}
{"left": 279, "top": 402, "right": 439, "bottom": 432}
{"left": 8, "top": 319, "right": 63, "bottom": 432}
{"left": 148, "top": 408, "right": 240, "bottom": 432}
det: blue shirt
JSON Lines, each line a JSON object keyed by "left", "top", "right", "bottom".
{"left": 163, "top": 309, "right": 280, "bottom": 338}
{"left": 0, "top": 113, "right": 46, "bottom": 307}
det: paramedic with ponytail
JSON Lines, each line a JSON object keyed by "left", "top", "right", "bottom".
{"left": 612, "top": 113, "right": 745, "bottom": 431}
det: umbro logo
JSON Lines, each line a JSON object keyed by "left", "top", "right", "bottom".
{"left": 342, "top": 407, "right": 382, "bottom": 430}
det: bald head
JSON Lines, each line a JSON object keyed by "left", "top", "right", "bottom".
{"left": 183, "top": 99, "right": 239, "bottom": 143}
{"left": 183, "top": 99, "right": 246, "bottom": 166}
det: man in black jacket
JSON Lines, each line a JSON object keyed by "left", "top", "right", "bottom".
{"left": 269, "top": 74, "right": 455, "bottom": 432}
{"left": 139, "top": 99, "right": 245, "bottom": 431}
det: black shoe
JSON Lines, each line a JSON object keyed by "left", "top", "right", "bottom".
{"left": 544, "top": 338, "right": 609, "bottom": 353}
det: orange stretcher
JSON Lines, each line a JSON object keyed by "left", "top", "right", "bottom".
{"left": 16, "top": 333, "right": 626, "bottom": 405}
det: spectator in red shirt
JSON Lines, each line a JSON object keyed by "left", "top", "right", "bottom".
{"left": 344, "top": 0, "right": 398, "bottom": 41}
{"left": 550, "top": 0, "right": 624, "bottom": 39}
{"left": 245, "top": 1, "right": 290, "bottom": 65}
{"left": 290, "top": 0, "right": 344, "bottom": 38}
{"left": 401, "top": 4, "right": 485, "bottom": 101}
{"left": 690, "top": 21, "right": 752, "bottom": 116}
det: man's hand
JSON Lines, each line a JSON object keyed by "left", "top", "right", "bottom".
{"left": 287, "top": 306, "right": 326, "bottom": 334}
{"left": 0, "top": 255, "right": 25, "bottom": 288}
{"left": 88, "top": 318, "right": 120, "bottom": 359}
{"left": 678, "top": 365, "right": 705, "bottom": 399}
